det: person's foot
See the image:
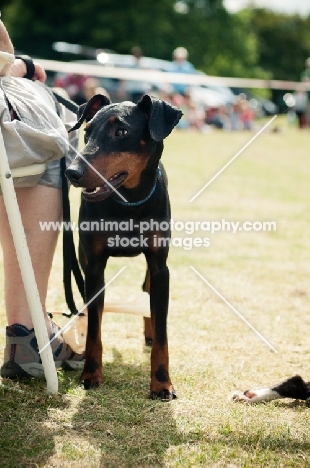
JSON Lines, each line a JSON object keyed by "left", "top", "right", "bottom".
{"left": 0, "top": 322, "right": 85, "bottom": 379}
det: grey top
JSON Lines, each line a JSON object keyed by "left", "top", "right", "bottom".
{"left": 0, "top": 77, "right": 69, "bottom": 171}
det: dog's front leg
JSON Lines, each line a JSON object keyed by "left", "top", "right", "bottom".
{"left": 81, "top": 261, "right": 106, "bottom": 389}
{"left": 147, "top": 256, "right": 176, "bottom": 401}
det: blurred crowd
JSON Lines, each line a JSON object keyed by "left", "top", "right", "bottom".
{"left": 52, "top": 46, "right": 263, "bottom": 133}
{"left": 154, "top": 89, "right": 256, "bottom": 132}
{"left": 53, "top": 47, "right": 310, "bottom": 132}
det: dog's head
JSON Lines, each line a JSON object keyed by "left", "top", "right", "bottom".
{"left": 65, "top": 94, "right": 182, "bottom": 202}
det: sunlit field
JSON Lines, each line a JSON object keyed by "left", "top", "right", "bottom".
{"left": 1, "top": 117, "right": 310, "bottom": 467}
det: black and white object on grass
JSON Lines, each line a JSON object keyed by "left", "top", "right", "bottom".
{"left": 230, "top": 375, "right": 310, "bottom": 403}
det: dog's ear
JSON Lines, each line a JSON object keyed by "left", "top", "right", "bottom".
{"left": 69, "top": 94, "right": 111, "bottom": 132}
{"left": 137, "top": 95, "right": 183, "bottom": 141}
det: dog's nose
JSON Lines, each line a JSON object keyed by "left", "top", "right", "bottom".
{"left": 65, "top": 167, "right": 84, "bottom": 184}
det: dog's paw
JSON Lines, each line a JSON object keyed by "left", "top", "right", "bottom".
{"left": 229, "top": 387, "right": 280, "bottom": 404}
{"left": 80, "top": 369, "right": 102, "bottom": 390}
{"left": 229, "top": 390, "right": 254, "bottom": 403}
{"left": 82, "top": 379, "right": 101, "bottom": 390}
{"left": 150, "top": 387, "right": 177, "bottom": 402}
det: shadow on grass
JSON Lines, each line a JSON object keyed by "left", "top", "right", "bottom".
{"left": 0, "top": 348, "right": 179, "bottom": 468}
{"left": 273, "top": 399, "right": 310, "bottom": 409}
{"left": 0, "top": 375, "right": 76, "bottom": 467}
{"left": 2, "top": 354, "right": 310, "bottom": 467}
{"left": 69, "top": 348, "right": 179, "bottom": 467}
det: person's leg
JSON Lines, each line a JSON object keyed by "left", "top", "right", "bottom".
{"left": 0, "top": 184, "right": 84, "bottom": 378}
{"left": 0, "top": 185, "right": 61, "bottom": 335}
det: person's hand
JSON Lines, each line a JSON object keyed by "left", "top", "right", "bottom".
{"left": 9, "top": 58, "right": 26, "bottom": 78}
{"left": 10, "top": 59, "right": 47, "bottom": 82}
{"left": 32, "top": 62, "right": 47, "bottom": 82}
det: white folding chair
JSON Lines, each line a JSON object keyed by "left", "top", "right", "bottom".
{"left": 0, "top": 52, "right": 58, "bottom": 393}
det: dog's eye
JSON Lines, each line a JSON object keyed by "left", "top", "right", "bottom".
{"left": 115, "top": 128, "right": 128, "bottom": 137}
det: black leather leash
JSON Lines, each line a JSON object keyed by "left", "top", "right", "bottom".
{"left": 52, "top": 90, "right": 80, "bottom": 114}
{"left": 53, "top": 91, "right": 85, "bottom": 316}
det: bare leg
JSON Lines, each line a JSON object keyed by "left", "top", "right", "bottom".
{"left": 0, "top": 185, "right": 62, "bottom": 334}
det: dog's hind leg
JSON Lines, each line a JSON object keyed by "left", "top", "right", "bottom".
{"left": 142, "top": 268, "right": 153, "bottom": 346}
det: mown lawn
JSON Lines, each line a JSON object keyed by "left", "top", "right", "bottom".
{"left": 1, "top": 117, "right": 310, "bottom": 467}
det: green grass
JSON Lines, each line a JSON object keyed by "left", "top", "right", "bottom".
{"left": 1, "top": 117, "right": 310, "bottom": 467}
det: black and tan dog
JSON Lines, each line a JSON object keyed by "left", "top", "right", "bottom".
{"left": 231, "top": 375, "right": 310, "bottom": 403}
{"left": 66, "top": 94, "right": 182, "bottom": 400}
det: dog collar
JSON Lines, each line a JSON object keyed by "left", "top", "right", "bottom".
{"left": 111, "top": 168, "right": 161, "bottom": 207}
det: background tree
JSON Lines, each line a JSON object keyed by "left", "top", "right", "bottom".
{"left": 249, "top": 8, "right": 310, "bottom": 81}
{"left": 248, "top": 8, "right": 310, "bottom": 107}
{"left": 2, "top": 0, "right": 310, "bottom": 95}
{"left": 1, "top": 0, "right": 261, "bottom": 76}
{"left": 175, "top": 5, "right": 269, "bottom": 79}
{"left": 1, "top": 0, "right": 177, "bottom": 60}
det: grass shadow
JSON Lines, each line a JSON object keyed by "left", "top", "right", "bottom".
{"left": 273, "top": 399, "right": 310, "bottom": 409}
{"left": 70, "top": 348, "right": 179, "bottom": 468}
{"left": 0, "top": 375, "right": 75, "bottom": 467}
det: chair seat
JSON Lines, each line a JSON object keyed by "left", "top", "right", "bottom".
{"left": 11, "top": 163, "right": 47, "bottom": 178}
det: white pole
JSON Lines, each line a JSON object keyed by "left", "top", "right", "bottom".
{"left": 0, "top": 131, "right": 58, "bottom": 393}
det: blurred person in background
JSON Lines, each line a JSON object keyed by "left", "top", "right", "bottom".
{"left": 240, "top": 100, "right": 255, "bottom": 130}
{"left": 54, "top": 72, "right": 89, "bottom": 105}
{"left": 82, "top": 77, "right": 111, "bottom": 102}
{"left": 293, "top": 84, "right": 308, "bottom": 129}
{"left": 205, "top": 106, "right": 226, "bottom": 130}
{"left": 300, "top": 57, "right": 310, "bottom": 127}
{"left": 170, "top": 47, "right": 195, "bottom": 96}
{"left": 229, "top": 100, "right": 242, "bottom": 131}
